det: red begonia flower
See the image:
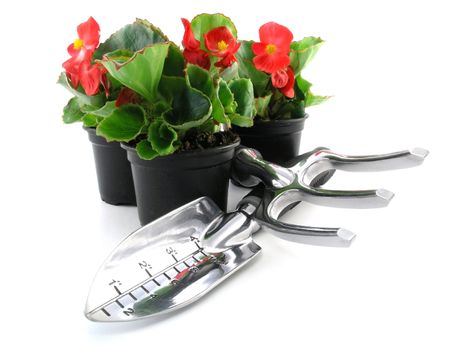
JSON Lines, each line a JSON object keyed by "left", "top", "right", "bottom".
{"left": 181, "top": 18, "right": 211, "bottom": 70}
{"left": 63, "top": 17, "right": 103, "bottom": 94}
{"left": 204, "top": 26, "right": 240, "bottom": 68}
{"left": 214, "top": 52, "right": 237, "bottom": 68}
{"left": 62, "top": 56, "right": 81, "bottom": 88}
{"left": 204, "top": 27, "right": 239, "bottom": 57}
{"left": 183, "top": 49, "right": 211, "bottom": 70}
{"left": 181, "top": 18, "right": 200, "bottom": 51}
{"left": 273, "top": 66, "right": 295, "bottom": 98}
{"left": 79, "top": 61, "right": 103, "bottom": 96}
{"left": 271, "top": 68, "right": 289, "bottom": 88}
{"left": 115, "top": 88, "right": 142, "bottom": 107}
{"left": 252, "top": 22, "right": 293, "bottom": 74}
{"left": 67, "top": 17, "right": 100, "bottom": 61}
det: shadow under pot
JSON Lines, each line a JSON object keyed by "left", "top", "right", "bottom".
{"left": 85, "top": 127, "right": 136, "bottom": 206}
{"left": 232, "top": 116, "right": 307, "bottom": 165}
{"left": 122, "top": 140, "right": 240, "bottom": 225}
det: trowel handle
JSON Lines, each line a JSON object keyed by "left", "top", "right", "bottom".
{"left": 231, "top": 147, "right": 295, "bottom": 189}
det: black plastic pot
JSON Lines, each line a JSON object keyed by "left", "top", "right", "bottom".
{"left": 85, "top": 127, "right": 136, "bottom": 205}
{"left": 233, "top": 116, "right": 307, "bottom": 165}
{"left": 122, "top": 140, "right": 240, "bottom": 225}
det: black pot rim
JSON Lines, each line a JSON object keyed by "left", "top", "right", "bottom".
{"left": 122, "top": 138, "right": 239, "bottom": 159}
{"left": 253, "top": 114, "right": 309, "bottom": 125}
{"left": 234, "top": 114, "right": 308, "bottom": 136}
{"left": 122, "top": 137, "right": 240, "bottom": 169}
{"left": 84, "top": 126, "right": 120, "bottom": 146}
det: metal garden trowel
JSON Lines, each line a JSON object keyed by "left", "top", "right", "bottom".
{"left": 85, "top": 146, "right": 428, "bottom": 322}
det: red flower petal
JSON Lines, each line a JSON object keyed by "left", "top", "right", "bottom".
{"left": 62, "top": 57, "right": 81, "bottom": 88}
{"left": 258, "top": 22, "right": 293, "bottom": 53}
{"left": 116, "top": 88, "right": 142, "bottom": 107}
{"left": 271, "top": 69, "right": 289, "bottom": 88}
{"left": 280, "top": 67, "right": 295, "bottom": 98}
{"left": 252, "top": 42, "right": 267, "bottom": 56}
{"left": 100, "top": 71, "right": 110, "bottom": 97}
{"left": 204, "top": 26, "right": 237, "bottom": 56}
{"left": 77, "top": 17, "right": 100, "bottom": 51}
{"left": 253, "top": 53, "right": 290, "bottom": 74}
{"left": 181, "top": 18, "right": 200, "bottom": 51}
{"left": 215, "top": 52, "right": 238, "bottom": 68}
{"left": 183, "top": 49, "right": 211, "bottom": 70}
{"left": 79, "top": 61, "right": 102, "bottom": 96}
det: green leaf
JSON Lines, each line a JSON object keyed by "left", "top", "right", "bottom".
{"left": 230, "top": 114, "right": 253, "bottom": 127}
{"left": 305, "top": 94, "right": 330, "bottom": 107}
{"left": 80, "top": 104, "right": 100, "bottom": 113}
{"left": 236, "top": 41, "right": 270, "bottom": 96}
{"left": 94, "top": 19, "right": 169, "bottom": 60}
{"left": 57, "top": 73, "right": 105, "bottom": 107}
{"left": 186, "top": 64, "right": 215, "bottom": 97}
{"left": 228, "top": 78, "right": 255, "bottom": 118}
{"left": 220, "top": 62, "right": 239, "bottom": 82}
{"left": 136, "top": 140, "right": 159, "bottom": 160}
{"left": 148, "top": 120, "right": 179, "bottom": 156}
{"left": 159, "top": 76, "right": 212, "bottom": 130}
{"left": 211, "top": 93, "right": 229, "bottom": 124}
{"left": 190, "top": 13, "right": 237, "bottom": 50}
{"left": 102, "top": 43, "right": 170, "bottom": 103}
{"left": 82, "top": 101, "right": 117, "bottom": 127}
{"left": 62, "top": 97, "right": 84, "bottom": 124}
{"left": 218, "top": 79, "right": 237, "bottom": 114}
{"left": 290, "top": 36, "right": 324, "bottom": 74}
{"left": 103, "top": 49, "right": 134, "bottom": 64}
{"left": 96, "top": 104, "right": 146, "bottom": 142}
{"left": 276, "top": 99, "right": 305, "bottom": 119}
{"left": 82, "top": 114, "right": 102, "bottom": 127}
{"left": 163, "top": 44, "right": 185, "bottom": 77}
{"left": 296, "top": 74, "right": 312, "bottom": 95}
{"left": 255, "top": 94, "right": 272, "bottom": 118}
{"left": 295, "top": 75, "right": 329, "bottom": 107}
{"left": 186, "top": 64, "right": 229, "bottom": 124}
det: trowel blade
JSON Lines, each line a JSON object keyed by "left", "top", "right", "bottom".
{"left": 85, "top": 197, "right": 261, "bottom": 322}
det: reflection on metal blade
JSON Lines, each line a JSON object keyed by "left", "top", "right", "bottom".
{"left": 85, "top": 197, "right": 261, "bottom": 322}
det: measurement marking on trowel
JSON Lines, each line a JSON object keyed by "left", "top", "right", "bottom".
{"left": 144, "top": 269, "right": 152, "bottom": 277}
{"left": 88, "top": 248, "right": 206, "bottom": 317}
{"left": 128, "top": 292, "right": 137, "bottom": 301}
{"left": 171, "top": 254, "right": 178, "bottom": 262}
{"left": 101, "top": 308, "right": 111, "bottom": 317}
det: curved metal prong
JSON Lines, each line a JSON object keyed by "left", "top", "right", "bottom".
{"left": 262, "top": 219, "right": 355, "bottom": 247}
{"left": 318, "top": 148, "right": 429, "bottom": 172}
{"left": 304, "top": 187, "right": 394, "bottom": 208}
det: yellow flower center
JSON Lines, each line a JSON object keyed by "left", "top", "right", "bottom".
{"left": 266, "top": 44, "right": 276, "bottom": 55}
{"left": 217, "top": 40, "right": 228, "bottom": 51}
{"left": 73, "top": 38, "right": 84, "bottom": 50}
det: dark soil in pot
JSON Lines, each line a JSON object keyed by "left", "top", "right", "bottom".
{"left": 122, "top": 131, "right": 239, "bottom": 225}
{"left": 233, "top": 117, "right": 307, "bottom": 165}
{"left": 85, "top": 127, "right": 136, "bottom": 206}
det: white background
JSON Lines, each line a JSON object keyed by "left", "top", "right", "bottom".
{"left": 1, "top": 0, "right": 466, "bottom": 349}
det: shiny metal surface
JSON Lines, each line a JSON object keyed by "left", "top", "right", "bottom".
{"left": 86, "top": 146, "right": 428, "bottom": 321}
{"left": 85, "top": 197, "right": 261, "bottom": 322}
{"left": 232, "top": 146, "right": 428, "bottom": 247}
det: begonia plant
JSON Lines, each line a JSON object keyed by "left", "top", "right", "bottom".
{"left": 59, "top": 15, "right": 255, "bottom": 160}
